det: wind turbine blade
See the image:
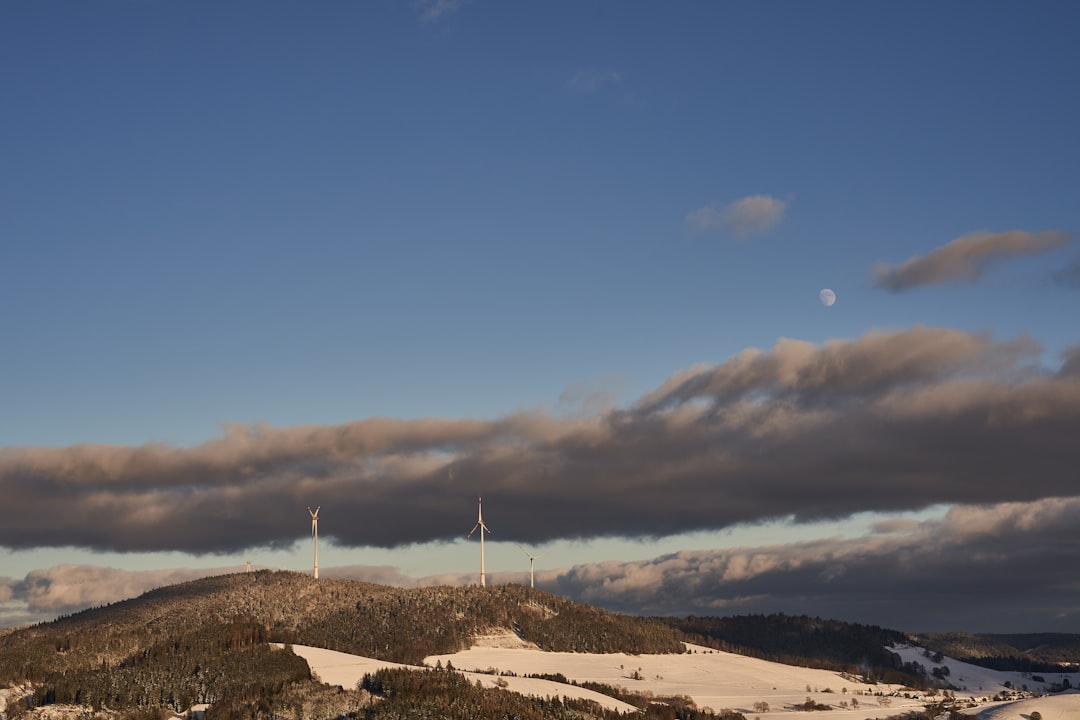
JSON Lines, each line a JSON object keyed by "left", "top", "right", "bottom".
{"left": 467, "top": 523, "right": 480, "bottom": 539}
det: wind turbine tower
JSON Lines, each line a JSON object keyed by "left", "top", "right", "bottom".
{"left": 467, "top": 497, "right": 492, "bottom": 587}
{"left": 308, "top": 506, "right": 320, "bottom": 580}
{"left": 519, "top": 546, "right": 540, "bottom": 588}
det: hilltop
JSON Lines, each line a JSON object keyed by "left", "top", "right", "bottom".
{"left": 0, "top": 571, "right": 680, "bottom": 673}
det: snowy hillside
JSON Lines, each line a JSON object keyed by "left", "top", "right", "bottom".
{"left": 286, "top": 635, "right": 1080, "bottom": 719}
{"left": 891, "top": 645, "right": 1075, "bottom": 697}
{"left": 977, "top": 691, "right": 1080, "bottom": 720}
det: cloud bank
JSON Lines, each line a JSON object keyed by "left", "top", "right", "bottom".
{"left": 872, "top": 230, "right": 1072, "bottom": 292}
{"left": 686, "top": 195, "right": 787, "bottom": 238}
{"left": 2, "top": 325, "right": 1078, "bottom": 559}
{"left": 5, "top": 497, "right": 1080, "bottom": 631}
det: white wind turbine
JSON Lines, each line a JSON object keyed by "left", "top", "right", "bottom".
{"left": 466, "top": 497, "right": 492, "bottom": 587}
{"left": 519, "top": 546, "right": 540, "bottom": 588}
{"left": 308, "top": 506, "right": 320, "bottom": 580}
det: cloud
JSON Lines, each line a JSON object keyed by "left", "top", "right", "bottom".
{"left": 550, "top": 497, "right": 1080, "bottom": 631}
{"left": 566, "top": 68, "right": 622, "bottom": 94}
{"left": 872, "top": 230, "right": 1072, "bottom": 292}
{"left": 0, "top": 565, "right": 233, "bottom": 621}
{"left": 1051, "top": 255, "right": 1080, "bottom": 289}
{"left": 1, "top": 326, "right": 1078, "bottom": 556}
{"left": 686, "top": 195, "right": 787, "bottom": 238}
{"left": 415, "top": 0, "right": 470, "bottom": 23}
{"left": 34, "top": 565, "right": 229, "bottom": 612}
{"left": 5, "top": 496, "right": 1080, "bottom": 631}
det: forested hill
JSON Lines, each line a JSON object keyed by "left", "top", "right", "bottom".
{"left": 0, "top": 572, "right": 693, "bottom": 719}
{"left": 0, "top": 570, "right": 682, "bottom": 683}
{"left": 661, "top": 614, "right": 924, "bottom": 686}
{"left": 914, "top": 632, "right": 1080, "bottom": 673}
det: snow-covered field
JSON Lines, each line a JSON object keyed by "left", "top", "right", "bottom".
{"left": 8, "top": 639, "right": 1077, "bottom": 720}
{"left": 287, "top": 645, "right": 638, "bottom": 713}
{"left": 287, "top": 636, "right": 1080, "bottom": 719}
{"left": 977, "top": 692, "right": 1080, "bottom": 720}
{"left": 427, "top": 639, "right": 916, "bottom": 718}
{"left": 890, "top": 645, "right": 1074, "bottom": 697}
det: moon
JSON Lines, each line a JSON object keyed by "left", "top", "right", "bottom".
{"left": 819, "top": 288, "right": 836, "bottom": 306}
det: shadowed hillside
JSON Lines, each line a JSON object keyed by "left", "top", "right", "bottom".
{"left": 914, "top": 632, "right": 1080, "bottom": 673}
{"left": 661, "top": 614, "right": 929, "bottom": 686}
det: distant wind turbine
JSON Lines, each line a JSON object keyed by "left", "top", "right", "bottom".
{"left": 519, "top": 546, "right": 540, "bottom": 589}
{"left": 467, "top": 497, "right": 492, "bottom": 587}
{"left": 308, "top": 506, "right": 320, "bottom": 580}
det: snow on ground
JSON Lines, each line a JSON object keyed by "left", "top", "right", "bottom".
{"left": 286, "top": 638, "right": 1080, "bottom": 719}
{"left": 978, "top": 691, "right": 1080, "bottom": 720}
{"left": 286, "top": 644, "right": 638, "bottom": 714}
{"left": 426, "top": 640, "right": 921, "bottom": 717}
{"left": 891, "top": 645, "right": 1075, "bottom": 697}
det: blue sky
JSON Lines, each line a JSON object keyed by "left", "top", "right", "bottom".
{"left": 2, "top": 1, "right": 1079, "bottom": 632}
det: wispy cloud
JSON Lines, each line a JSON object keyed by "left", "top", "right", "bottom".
{"left": 872, "top": 229, "right": 1072, "bottom": 292}
{"left": 1051, "top": 255, "right": 1080, "bottom": 289}
{"left": 415, "top": 0, "right": 471, "bottom": 24}
{"left": 685, "top": 195, "right": 787, "bottom": 238}
{"left": 566, "top": 68, "right": 622, "bottom": 94}
{"left": 1, "top": 325, "right": 1078, "bottom": 558}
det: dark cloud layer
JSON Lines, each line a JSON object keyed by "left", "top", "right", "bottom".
{"left": 872, "top": 230, "right": 1072, "bottom": 292}
{"left": 1, "top": 325, "right": 1079, "bottom": 556}
{"left": 5, "top": 497, "right": 1080, "bottom": 632}
{"left": 550, "top": 497, "right": 1080, "bottom": 632}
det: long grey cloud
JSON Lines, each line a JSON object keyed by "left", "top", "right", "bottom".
{"left": 5, "top": 497, "right": 1080, "bottom": 632}
{"left": 872, "top": 230, "right": 1072, "bottom": 292}
{"left": 1, "top": 325, "right": 1079, "bottom": 555}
